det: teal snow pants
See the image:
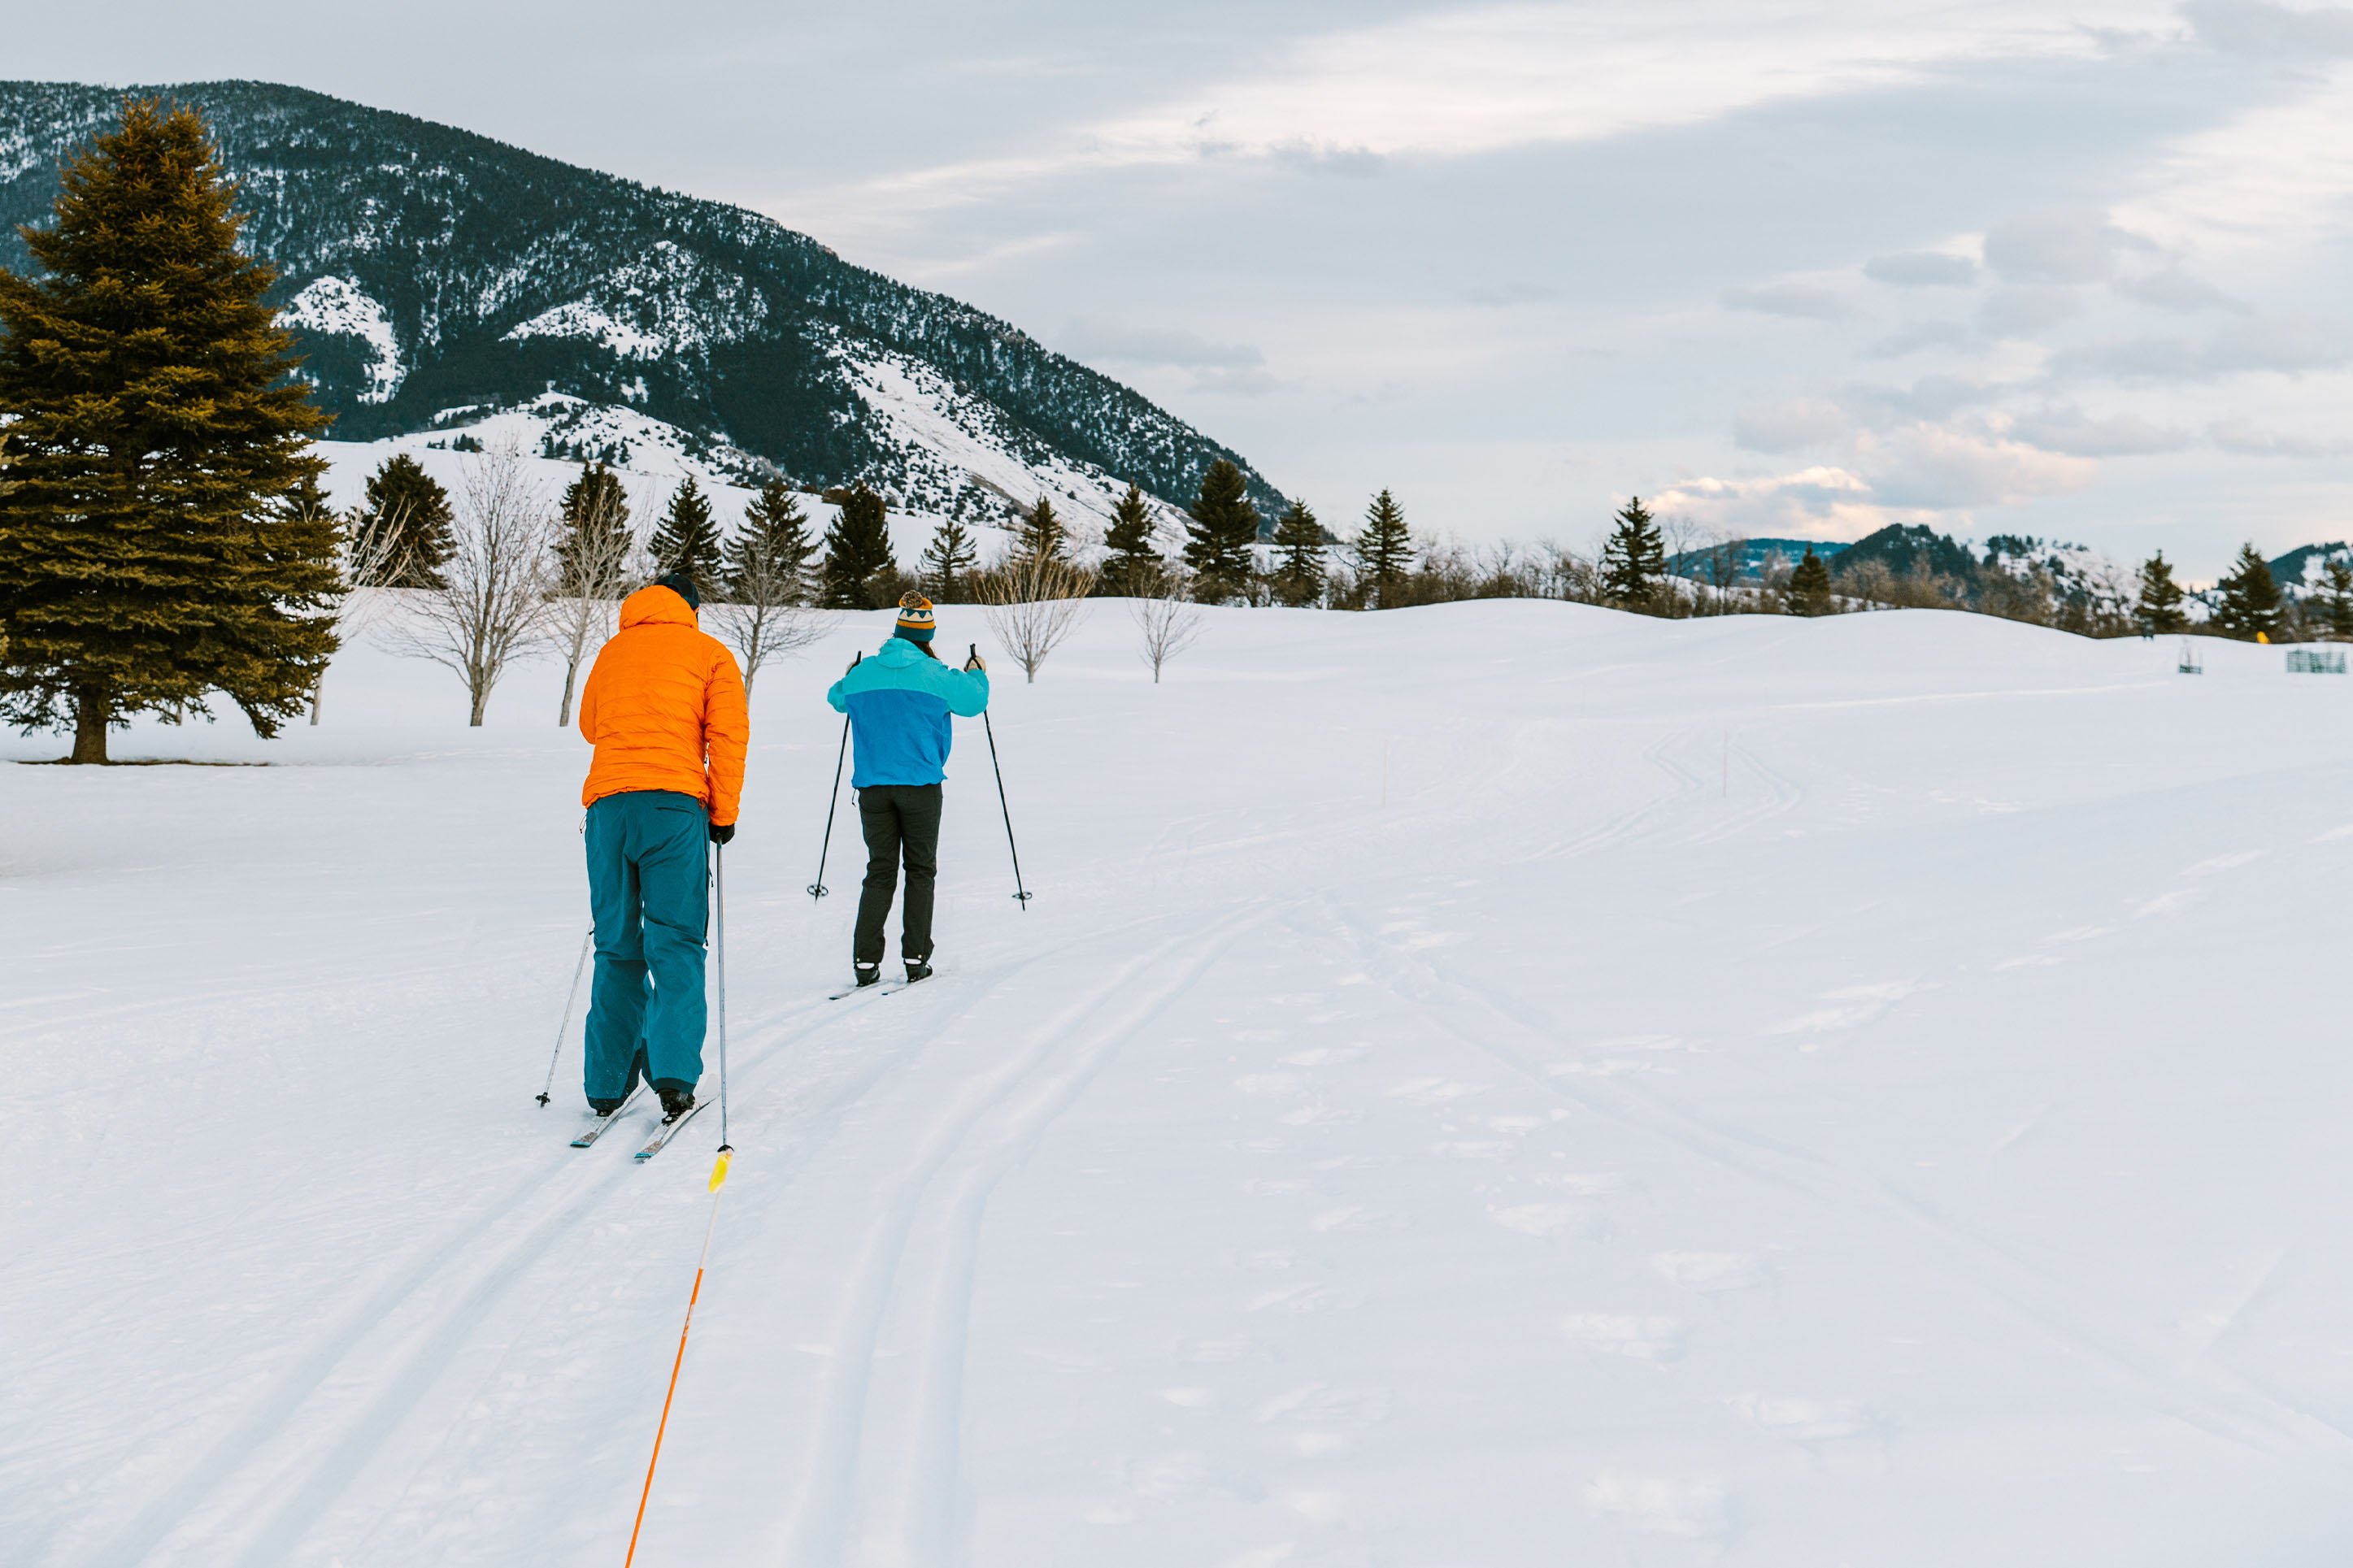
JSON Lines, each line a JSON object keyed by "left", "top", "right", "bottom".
{"left": 584, "top": 789, "right": 709, "bottom": 1102}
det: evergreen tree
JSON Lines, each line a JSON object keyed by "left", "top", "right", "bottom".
{"left": 1181, "top": 459, "right": 1259, "bottom": 602}
{"left": 359, "top": 454, "right": 455, "bottom": 588}
{"left": 727, "top": 480, "right": 814, "bottom": 605}
{"left": 1271, "top": 499, "right": 1328, "bottom": 607}
{"left": 278, "top": 467, "right": 334, "bottom": 525}
{"left": 0, "top": 97, "right": 337, "bottom": 763}
{"left": 919, "top": 515, "right": 980, "bottom": 602}
{"left": 1100, "top": 483, "right": 1163, "bottom": 596}
{"left": 2324, "top": 557, "right": 2353, "bottom": 643}
{"left": 2135, "top": 549, "right": 2188, "bottom": 635}
{"left": 1787, "top": 547, "right": 1833, "bottom": 617}
{"left": 650, "top": 475, "right": 723, "bottom": 598}
{"left": 1352, "top": 490, "right": 1414, "bottom": 608}
{"left": 1017, "top": 494, "right": 1068, "bottom": 565}
{"left": 2212, "top": 542, "right": 2285, "bottom": 641}
{"left": 555, "top": 459, "right": 632, "bottom": 592}
{"left": 820, "top": 483, "right": 898, "bottom": 608}
{"left": 1598, "top": 496, "right": 1667, "bottom": 607}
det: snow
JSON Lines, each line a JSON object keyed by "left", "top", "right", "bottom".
{"left": 280, "top": 276, "right": 402, "bottom": 404}
{"left": 9, "top": 602, "right": 2353, "bottom": 1565}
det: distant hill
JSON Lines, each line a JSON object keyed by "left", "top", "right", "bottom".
{"left": 0, "top": 80, "right": 1289, "bottom": 532}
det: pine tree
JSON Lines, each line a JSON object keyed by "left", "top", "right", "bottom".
{"left": 555, "top": 460, "right": 632, "bottom": 593}
{"left": 2324, "top": 557, "right": 2353, "bottom": 643}
{"left": 2135, "top": 549, "right": 2187, "bottom": 635}
{"left": 1352, "top": 490, "right": 1414, "bottom": 608}
{"left": 0, "top": 98, "right": 337, "bottom": 763}
{"left": 1271, "top": 500, "right": 1328, "bottom": 607}
{"left": 1787, "top": 547, "right": 1833, "bottom": 617}
{"left": 1017, "top": 494, "right": 1068, "bottom": 565}
{"left": 359, "top": 454, "right": 455, "bottom": 588}
{"left": 1182, "top": 459, "right": 1259, "bottom": 602}
{"left": 650, "top": 475, "right": 723, "bottom": 598}
{"left": 919, "top": 516, "right": 980, "bottom": 602}
{"left": 728, "top": 480, "right": 814, "bottom": 605}
{"left": 1100, "top": 483, "right": 1163, "bottom": 596}
{"left": 820, "top": 483, "right": 898, "bottom": 608}
{"left": 278, "top": 467, "right": 334, "bottom": 525}
{"left": 2212, "top": 543, "right": 2284, "bottom": 641}
{"left": 1599, "top": 497, "right": 1668, "bottom": 607}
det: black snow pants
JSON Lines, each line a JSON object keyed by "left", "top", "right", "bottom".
{"left": 854, "top": 783, "right": 943, "bottom": 968}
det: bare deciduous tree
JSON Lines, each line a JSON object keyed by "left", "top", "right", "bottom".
{"left": 387, "top": 445, "right": 553, "bottom": 725}
{"left": 549, "top": 481, "right": 641, "bottom": 727}
{"left": 1131, "top": 576, "right": 1205, "bottom": 684}
{"left": 979, "top": 548, "right": 1095, "bottom": 684}
{"left": 308, "top": 497, "right": 411, "bottom": 724}
{"left": 707, "top": 523, "right": 830, "bottom": 701}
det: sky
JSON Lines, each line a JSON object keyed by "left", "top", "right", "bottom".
{"left": 11, "top": 0, "right": 2353, "bottom": 577}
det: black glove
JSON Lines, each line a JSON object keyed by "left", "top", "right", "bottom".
{"left": 709, "top": 822, "right": 736, "bottom": 846}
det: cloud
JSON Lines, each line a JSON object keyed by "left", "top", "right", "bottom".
{"left": 1981, "top": 206, "right": 2150, "bottom": 284}
{"left": 1734, "top": 397, "right": 1850, "bottom": 452}
{"left": 1865, "top": 320, "right": 1979, "bottom": 358}
{"left": 1865, "top": 427, "right": 2100, "bottom": 508}
{"left": 1842, "top": 373, "right": 2003, "bottom": 423}
{"left": 1058, "top": 317, "right": 1266, "bottom": 371}
{"left": 2183, "top": 0, "right": 2353, "bottom": 57}
{"left": 1724, "top": 280, "right": 1856, "bottom": 321}
{"left": 2112, "top": 267, "right": 2243, "bottom": 313}
{"left": 2209, "top": 419, "right": 2353, "bottom": 457}
{"left": 2009, "top": 405, "right": 2190, "bottom": 455}
{"left": 1651, "top": 465, "right": 1882, "bottom": 535}
{"left": 1864, "top": 250, "right": 1980, "bottom": 287}
{"left": 1977, "top": 284, "right": 2082, "bottom": 337}
{"left": 2051, "top": 314, "right": 2353, "bottom": 380}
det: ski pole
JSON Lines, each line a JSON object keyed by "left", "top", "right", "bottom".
{"left": 975, "top": 644, "right": 1032, "bottom": 909}
{"left": 714, "top": 841, "right": 729, "bottom": 1150}
{"left": 622, "top": 1144, "right": 733, "bottom": 1568}
{"left": 808, "top": 654, "right": 859, "bottom": 900}
{"left": 536, "top": 925, "right": 594, "bottom": 1106}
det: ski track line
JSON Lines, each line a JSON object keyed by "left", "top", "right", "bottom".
{"left": 307, "top": 904, "right": 1216, "bottom": 1568}
{"left": 79, "top": 1156, "right": 583, "bottom": 1568}
{"left": 1685, "top": 737, "right": 1804, "bottom": 846}
{"left": 1312, "top": 900, "right": 2351, "bottom": 1462}
{"left": 772, "top": 919, "right": 1247, "bottom": 1568}
{"left": 1535, "top": 729, "right": 1708, "bottom": 862}
{"left": 887, "top": 913, "right": 1274, "bottom": 1568}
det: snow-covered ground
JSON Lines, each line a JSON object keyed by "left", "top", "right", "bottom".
{"left": 8, "top": 602, "right": 2353, "bottom": 1566}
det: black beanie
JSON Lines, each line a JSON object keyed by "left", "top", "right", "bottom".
{"left": 655, "top": 571, "right": 701, "bottom": 610}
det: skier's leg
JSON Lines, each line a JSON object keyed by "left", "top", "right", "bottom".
{"left": 583, "top": 796, "right": 650, "bottom": 1107}
{"left": 899, "top": 783, "right": 942, "bottom": 968}
{"left": 853, "top": 787, "right": 904, "bottom": 971}
{"left": 633, "top": 791, "right": 711, "bottom": 1094}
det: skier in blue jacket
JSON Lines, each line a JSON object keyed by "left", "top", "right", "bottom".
{"left": 826, "top": 593, "right": 991, "bottom": 987}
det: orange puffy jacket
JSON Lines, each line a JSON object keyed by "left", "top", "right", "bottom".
{"left": 578, "top": 585, "right": 750, "bottom": 826}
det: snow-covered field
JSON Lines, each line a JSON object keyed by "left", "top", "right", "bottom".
{"left": 8, "top": 602, "right": 2353, "bottom": 1566}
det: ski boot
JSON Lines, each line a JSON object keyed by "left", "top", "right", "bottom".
{"left": 854, "top": 962, "right": 881, "bottom": 988}
{"left": 656, "top": 1084, "right": 696, "bottom": 1120}
{"left": 905, "top": 958, "right": 933, "bottom": 984}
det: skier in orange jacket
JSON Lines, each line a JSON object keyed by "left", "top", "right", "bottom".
{"left": 576, "top": 572, "right": 748, "bottom": 1119}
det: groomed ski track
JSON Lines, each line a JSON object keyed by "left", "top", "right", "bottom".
{"left": 11, "top": 600, "right": 2353, "bottom": 1565}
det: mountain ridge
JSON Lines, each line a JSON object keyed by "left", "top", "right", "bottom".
{"left": 0, "top": 79, "right": 1288, "bottom": 532}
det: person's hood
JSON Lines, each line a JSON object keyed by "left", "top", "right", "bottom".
{"left": 620, "top": 584, "right": 698, "bottom": 629}
{"left": 872, "top": 636, "right": 930, "bottom": 667}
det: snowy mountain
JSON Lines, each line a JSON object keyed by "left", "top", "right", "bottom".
{"left": 0, "top": 80, "right": 1288, "bottom": 532}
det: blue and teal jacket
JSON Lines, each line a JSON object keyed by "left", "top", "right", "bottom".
{"left": 826, "top": 637, "right": 991, "bottom": 787}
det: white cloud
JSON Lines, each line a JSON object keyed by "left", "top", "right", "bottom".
{"left": 2210, "top": 419, "right": 2353, "bottom": 458}
{"left": 1981, "top": 207, "right": 2150, "bottom": 284}
{"left": 1058, "top": 318, "right": 1266, "bottom": 371}
{"left": 1977, "top": 284, "right": 2083, "bottom": 337}
{"left": 2112, "top": 60, "right": 2353, "bottom": 253}
{"left": 2051, "top": 315, "right": 2353, "bottom": 381}
{"left": 2009, "top": 405, "right": 2190, "bottom": 456}
{"left": 2112, "top": 267, "right": 2242, "bottom": 313}
{"left": 1864, "top": 250, "right": 1980, "bottom": 287}
{"left": 1866, "top": 427, "right": 2099, "bottom": 508}
{"left": 2182, "top": 0, "right": 2353, "bottom": 57}
{"left": 1735, "top": 397, "right": 1851, "bottom": 451}
{"left": 1725, "top": 280, "right": 1857, "bottom": 321}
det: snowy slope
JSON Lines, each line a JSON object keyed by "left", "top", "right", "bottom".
{"left": 8, "top": 603, "right": 2353, "bottom": 1566}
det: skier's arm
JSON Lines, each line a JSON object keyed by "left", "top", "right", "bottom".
{"left": 576, "top": 656, "right": 601, "bottom": 744}
{"left": 704, "top": 648, "right": 750, "bottom": 827}
{"left": 931, "top": 659, "right": 989, "bottom": 716}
